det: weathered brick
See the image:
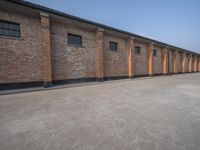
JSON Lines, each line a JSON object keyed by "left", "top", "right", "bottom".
{"left": 0, "top": 1, "right": 199, "bottom": 90}
{"left": 103, "top": 34, "right": 128, "bottom": 77}
{"left": 134, "top": 42, "right": 147, "bottom": 75}
{"left": 0, "top": 10, "right": 42, "bottom": 83}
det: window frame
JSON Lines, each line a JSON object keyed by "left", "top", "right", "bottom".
{"left": 135, "top": 46, "right": 141, "bottom": 54}
{"left": 67, "top": 33, "right": 82, "bottom": 46}
{"left": 109, "top": 41, "right": 118, "bottom": 51}
{"left": 0, "top": 20, "right": 21, "bottom": 38}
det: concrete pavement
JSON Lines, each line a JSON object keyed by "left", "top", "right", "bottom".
{"left": 0, "top": 73, "right": 200, "bottom": 150}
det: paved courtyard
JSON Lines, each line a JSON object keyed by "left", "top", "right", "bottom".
{"left": 0, "top": 73, "right": 200, "bottom": 150}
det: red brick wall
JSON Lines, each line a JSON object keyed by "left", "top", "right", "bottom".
{"left": 0, "top": 8, "right": 199, "bottom": 87}
{"left": 153, "top": 46, "right": 162, "bottom": 74}
{"left": 185, "top": 55, "right": 189, "bottom": 72}
{"left": 0, "top": 10, "right": 42, "bottom": 83}
{"left": 50, "top": 22, "right": 96, "bottom": 80}
{"left": 103, "top": 34, "right": 128, "bottom": 77}
{"left": 198, "top": 57, "right": 200, "bottom": 71}
{"left": 177, "top": 52, "right": 182, "bottom": 73}
{"left": 134, "top": 42, "right": 147, "bottom": 75}
{"left": 169, "top": 50, "right": 173, "bottom": 73}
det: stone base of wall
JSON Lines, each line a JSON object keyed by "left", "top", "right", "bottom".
{"left": 1, "top": 72, "right": 199, "bottom": 90}
{"left": 0, "top": 81, "right": 43, "bottom": 90}
{"left": 104, "top": 76, "right": 128, "bottom": 81}
{"left": 53, "top": 78, "right": 97, "bottom": 85}
{"left": 134, "top": 74, "right": 149, "bottom": 78}
{"left": 43, "top": 82, "right": 52, "bottom": 88}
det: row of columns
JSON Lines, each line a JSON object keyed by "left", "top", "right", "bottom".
{"left": 40, "top": 11, "right": 200, "bottom": 87}
{"left": 95, "top": 28, "right": 200, "bottom": 79}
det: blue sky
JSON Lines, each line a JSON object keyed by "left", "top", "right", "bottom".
{"left": 28, "top": 0, "right": 200, "bottom": 53}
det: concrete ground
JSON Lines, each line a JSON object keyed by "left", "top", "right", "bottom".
{"left": 0, "top": 73, "right": 200, "bottom": 150}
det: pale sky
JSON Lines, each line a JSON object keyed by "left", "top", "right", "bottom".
{"left": 28, "top": 0, "right": 200, "bottom": 53}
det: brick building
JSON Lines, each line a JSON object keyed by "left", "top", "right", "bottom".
{"left": 0, "top": 0, "right": 200, "bottom": 90}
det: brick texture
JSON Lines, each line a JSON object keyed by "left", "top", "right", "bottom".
{"left": 0, "top": 5, "right": 199, "bottom": 89}
{"left": 162, "top": 47, "right": 168, "bottom": 74}
{"left": 169, "top": 50, "right": 173, "bottom": 73}
{"left": 96, "top": 28, "right": 104, "bottom": 79}
{"left": 127, "top": 37, "right": 134, "bottom": 78}
{"left": 177, "top": 51, "right": 182, "bottom": 73}
{"left": 189, "top": 54, "right": 193, "bottom": 72}
{"left": 134, "top": 42, "right": 147, "bottom": 75}
{"left": 50, "top": 22, "right": 96, "bottom": 80}
{"left": 153, "top": 46, "right": 162, "bottom": 74}
{"left": 198, "top": 57, "right": 200, "bottom": 72}
{"left": 147, "top": 43, "right": 154, "bottom": 75}
{"left": 185, "top": 54, "right": 189, "bottom": 72}
{"left": 181, "top": 52, "right": 186, "bottom": 73}
{"left": 173, "top": 50, "right": 178, "bottom": 73}
{"left": 0, "top": 10, "right": 42, "bottom": 83}
{"left": 41, "top": 13, "right": 52, "bottom": 86}
{"left": 103, "top": 34, "right": 128, "bottom": 77}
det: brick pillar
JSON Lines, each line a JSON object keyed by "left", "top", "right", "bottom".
{"left": 127, "top": 37, "right": 135, "bottom": 78}
{"left": 194, "top": 55, "right": 197, "bottom": 72}
{"left": 186, "top": 54, "right": 189, "bottom": 72}
{"left": 162, "top": 47, "right": 168, "bottom": 74}
{"left": 198, "top": 57, "right": 199, "bottom": 72}
{"left": 181, "top": 52, "right": 186, "bottom": 73}
{"left": 147, "top": 42, "right": 154, "bottom": 76}
{"left": 188, "top": 54, "right": 193, "bottom": 72}
{"left": 40, "top": 12, "right": 52, "bottom": 87}
{"left": 96, "top": 28, "right": 104, "bottom": 81}
{"left": 179, "top": 52, "right": 182, "bottom": 73}
{"left": 198, "top": 57, "right": 200, "bottom": 72}
{"left": 172, "top": 50, "right": 178, "bottom": 74}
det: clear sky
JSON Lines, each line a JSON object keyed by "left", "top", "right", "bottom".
{"left": 28, "top": 0, "right": 200, "bottom": 53}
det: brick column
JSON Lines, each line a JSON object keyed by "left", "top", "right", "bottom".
{"left": 188, "top": 54, "right": 193, "bottom": 72}
{"left": 127, "top": 37, "right": 135, "bottom": 78}
{"left": 186, "top": 54, "right": 189, "bottom": 72}
{"left": 162, "top": 47, "right": 168, "bottom": 74}
{"left": 198, "top": 57, "right": 199, "bottom": 72}
{"left": 198, "top": 57, "right": 200, "bottom": 72}
{"left": 147, "top": 42, "right": 154, "bottom": 76}
{"left": 194, "top": 55, "right": 197, "bottom": 72}
{"left": 181, "top": 52, "right": 186, "bottom": 73}
{"left": 96, "top": 28, "right": 104, "bottom": 81}
{"left": 173, "top": 50, "right": 178, "bottom": 74}
{"left": 40, "top": 12, "right": 52, "bottom": 87}
{"left": 198, "top": 56, "right": 200, "bottom": 72}
{"left": 179, "top": 52, "right": 182, "bottom": 73}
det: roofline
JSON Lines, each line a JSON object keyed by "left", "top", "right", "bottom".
{"left": 5, "top": 0, "right": 200, "bottom": 56}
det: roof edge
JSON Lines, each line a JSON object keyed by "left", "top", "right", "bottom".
{"left": 4, "top": 0, "right": 200, "bottom": 55}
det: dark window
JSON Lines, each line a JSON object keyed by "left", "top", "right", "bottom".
{"left": 109, "top": 41, "right": 117, "bottom": 51}
{"left": 0, "top": 20, "right": 20, "bottom": 38}
{"left": 135, "top": 46, "right": 141, "bottom": 54}
{"left": 153, "top": 49, "right": 157, "bottom": 56}
{"left": 68, "top": 34, "right": 82, "bottom": 46}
